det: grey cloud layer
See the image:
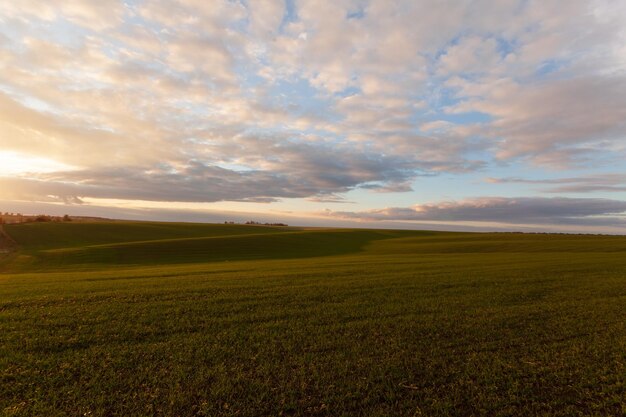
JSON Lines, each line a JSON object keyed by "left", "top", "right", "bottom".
{"left": 489, "top": 175, "right": 626, "bottom": 193}
{"left": 325, "top": 197, "right": 626, "bottom": 229}
{"left": 0, "top": 140, "right": 417, "bottom": 203}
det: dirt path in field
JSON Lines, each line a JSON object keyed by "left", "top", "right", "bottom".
{"left": 0, "top": 224, "right": 17, "bottom": 254}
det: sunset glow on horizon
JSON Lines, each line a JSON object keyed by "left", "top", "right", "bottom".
{"left": 0, "top": 151, "right": 75, "bottom": 176}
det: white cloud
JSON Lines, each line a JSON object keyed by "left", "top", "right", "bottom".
{"left": 450, "top": 76, "right": 626, "bottom": 166}
{"left": 438, "top": 36, "right": 501, "bottom": 76}
{"left": 1, "top": 0, "right": 125, "bottom": 29}
{"left": 247, "top": 0, "right": 285, "bottom": 41}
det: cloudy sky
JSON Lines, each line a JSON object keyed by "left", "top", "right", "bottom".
{"left": 1, "top": 0, "right": 625, "bottom": 232}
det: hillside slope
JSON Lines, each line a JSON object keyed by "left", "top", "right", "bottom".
{"left": 3, "top": 222, "right": 626, "bottom": 272}
{"left": 3, "top": 221, "right": 294, "bottom": 250}
{"left": 0, "top": 222, "right": 422, "bottom": 271}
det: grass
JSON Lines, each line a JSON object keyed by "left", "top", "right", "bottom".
{"left": 1, "top": 222, "right": 625, "bottom": 416}
{"left": 2, "top": 221, "right": 294, "bottom": 250}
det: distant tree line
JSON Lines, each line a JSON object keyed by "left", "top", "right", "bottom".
{"left": 224, "top": 220, "right": 288, "bottom": 227}
{"left": 0, "top": 212, "right": 72, "bottom": 224}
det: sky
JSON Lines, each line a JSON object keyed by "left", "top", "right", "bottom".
{"left": 1, "top": 0, "right": 626, "bottom": 233}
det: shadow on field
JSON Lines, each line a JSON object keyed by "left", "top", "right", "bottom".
{"left": 4, "top": 228, "right": 422, "bottom": 271}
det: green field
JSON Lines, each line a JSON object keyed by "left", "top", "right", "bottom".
{"left": 1, "top": 222, "right": 625, "bottom": 416}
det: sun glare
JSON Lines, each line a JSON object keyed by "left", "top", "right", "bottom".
{"left": 0, "top": 151, "right": 73, "bottom": 175}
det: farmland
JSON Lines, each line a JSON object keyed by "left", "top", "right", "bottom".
{"left": 1, "top": 222, "right": 625, "bottom": 416}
